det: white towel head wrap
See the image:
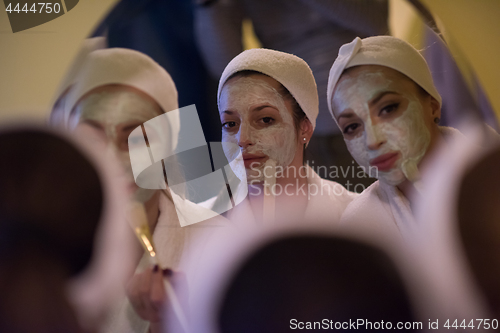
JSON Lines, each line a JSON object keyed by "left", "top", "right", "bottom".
{"left": 54, "top": 37, "right": 107, "bottom": 102}
{"left": 50, "top": 37, "right": 106, "bottom": 127}
{"left": 327, "top": 36, "right": 442, "bottom": 121}
{"left": 65, "top": 48, "right": 180, "bottom": 148}
{"left": 217, "top": 48, "right": 319, "bottom": 129}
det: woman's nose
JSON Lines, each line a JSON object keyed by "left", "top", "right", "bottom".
{"left": 237, "top": 123, "right": 253, "bottom": 149}
{"left": 365, "top": 124, "right": 386, "bottom": 151}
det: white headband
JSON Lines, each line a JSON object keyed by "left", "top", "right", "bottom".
{"left": 217, "top": 48, "right": 319, "bottom": 129}
{"left": 53, "top": 37, "right": 106, "bottom": 102}
{"left": 327, "top": 36, "right": 442, "bottom": 120}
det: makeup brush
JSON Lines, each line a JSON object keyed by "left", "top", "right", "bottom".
{"left": 128, "top": 194, "right": 190, "bottom": 333}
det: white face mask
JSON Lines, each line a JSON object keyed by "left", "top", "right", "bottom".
{"left": 219, "top": 76, "right": 297, "bottom": 183}
{"left": 333, "top": 69, "right": 431, "bottom": 186}
{"left": 74, "top": 89, "right": 162, "bottom": 200}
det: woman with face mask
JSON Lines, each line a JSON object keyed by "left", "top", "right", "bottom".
{"left": 327, "top": 36, "right": 455, "bottom": 242}
{"left": 170, "top": 49, "right": 356, "bottom": 331}
{"left": 214, "top": 48, "right": 356, "bottom": 225}
{"left": 62, "top": 48, "right": 185, "bottom": 265}
{"left": 54, "top": 48, "right": 228, "bottom": 333}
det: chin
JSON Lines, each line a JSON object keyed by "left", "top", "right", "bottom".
{"left": 246, "top": 171, "right": 265, "bottom": 184}
{"left": 378, "top": 169, "right": 406, "bottom": 186}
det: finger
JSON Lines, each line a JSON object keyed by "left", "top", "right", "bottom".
{"left": 125, "top": 271, "right": 141, "bottom": 300}
{"left": 162, "top": 268, "right": 173, "bottom": 278}
{"left": 150, "top": 266, "right": 167, "bottom": 321}
{"left": 167, "top": 270, "right": 189, "bottom": 312}
{"left": 169, "top": 270, "right": 186, "bottom": 286}
{"left": 139, "top": 265, "right": 157, "bottom": 321}
{"left": 126, "top": 271, "right": 149, "bottom": 319}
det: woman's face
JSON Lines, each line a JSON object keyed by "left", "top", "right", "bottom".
{"left": 219, "top": 74, "right": 299, "bottom": 183}
{"left": 332, "top": 65, "right": 439, "bottom": 186}
{"left": 73, "top": 85, "right": 163, "bottom": 200}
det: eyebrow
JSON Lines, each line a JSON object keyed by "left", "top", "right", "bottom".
{"left": 337, "top": 110, "right": 357, "bottom": 120}
{"left": 369, "top": 91, "right": 400, "bottom": 106}
{"left": 221, "top": 104, "right": 277, "bottom": 115}
{"left": 252, "top": 104, "right": 277, "bottom": 112}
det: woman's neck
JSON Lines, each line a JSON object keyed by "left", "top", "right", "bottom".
{"left": 247, "top": 165, "right": 310, "bottom": 221}
{"left": 396, "top": 179, "right": 413, "bottom": 200}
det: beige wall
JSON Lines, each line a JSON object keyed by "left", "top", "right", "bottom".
{"left": 0, "top": 0, "right": 118, "bottom": 122}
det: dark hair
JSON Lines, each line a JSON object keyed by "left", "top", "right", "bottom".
{"left": 0, "top": 128, "right": 104, "bottom": 333}
{"left": 0, "top": 129, "right": 103, "bottom": 276}
{"left": 219, "top": 235, "right": 418, "bottom": 333}
{"left": 457, "top": 147, "right": 500, "bottom": 315}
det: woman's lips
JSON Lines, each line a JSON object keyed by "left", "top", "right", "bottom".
{"left": 369, "top": 152, "right": 400, "bottom": 172}
{"left": 243, "top": 153, "right": 267, "bottom": 169}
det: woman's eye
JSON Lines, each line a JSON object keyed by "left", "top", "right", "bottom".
{"left": 260, "top": 117, "right": 275, "bottom": 125}
{"left": 380, "top": 103, "right": 399, "bottom": 116}
{"left": 222, "top": 121, "right": 237, "bottom": 129}
{"left": 343, "top": 123, "right": 360, "bottom": 135}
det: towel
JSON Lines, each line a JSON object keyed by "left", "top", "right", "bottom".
{"left": 49, "top": 37, "right": 106, "bottom": 127}
{"left": 327, "top": 36, "right": 442, "bottom": 121}
{"left": 53, "top": 37, "right": 107, "bottom": 103}
{"left": 340, "top": 180, "right": 410, "bottom": 246}
{"left": 217, "top": 48, "right": 319, "bottom": 129}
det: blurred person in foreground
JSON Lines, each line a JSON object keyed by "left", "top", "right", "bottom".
{"left": 0, "top": 125, "right": 133, "bottom": 333}
{"left": 176, "top": 221, "right": 434, "bottom": 333}
{"left": 458, "top": 146, "right": 500, "bottom": 319}
{"left": 413, "top": 122, "right": 500, "bottom": 323}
